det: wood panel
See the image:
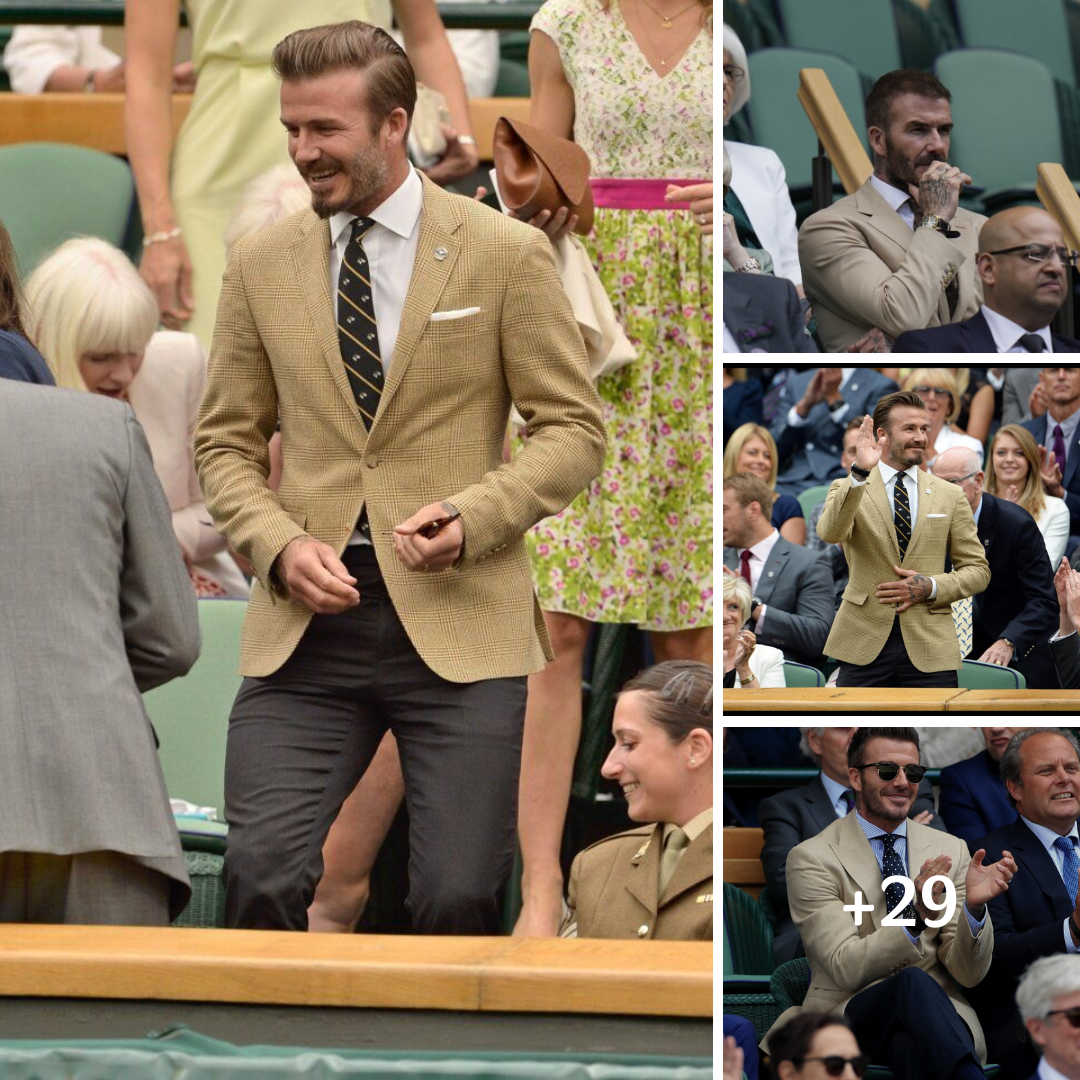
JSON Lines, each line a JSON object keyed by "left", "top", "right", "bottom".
{"left": 1037, "top": 162, "right": 1080, "bottom": 253}
{"left": 722, "top": 827, "right": 765, "bottom": 889}
{"left": 797, "top": 67, "right": 873, "bottom": 196}
{"left": 945, "top": 689, "right": 1080, "bottom": 714}
{"left": 723, "top": 688, "right": 965, "bottom": 713}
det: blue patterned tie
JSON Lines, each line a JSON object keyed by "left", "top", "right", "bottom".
{"left": 880, "top": 834, "right": 915, "bottom": 920}
{"left": 1056, "top": 836, "right": 1079, "bottom": 905}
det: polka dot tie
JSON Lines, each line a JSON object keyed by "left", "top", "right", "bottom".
{"left": 880, "top": 834, "right": 915, "bottom": 920}
{"left": 1056, "top": 835, "right": 1079, "bottom": 906}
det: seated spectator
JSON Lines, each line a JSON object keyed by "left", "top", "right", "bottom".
{"left": 723, "top": 423, "right": 806, "bottom": 544}
{"left": 723, "top": 270, "right": 817, "bottom": 354}
{"left": 986, "top": 424, "right": 1071, "bottom": 568}
{"left": 759, "top": 725, "right": 943, "bottom": 965}
{"left": 722, "top": 575, "right": 785, "bottom": 688}
{"left": 1022, "top": 367, "right": 1080, "bottom": 542}
{"left": 799, "top": 70, "right": 985, "bottom": 353}
{"left": 1003, "top": 366, "right": 1044, "bottom": 427}
{"left": 561, "top": 661, "right": 712, "bottom": 941}
{"left": 1050, "top": 559, "right": 1080, "bottom": 691}
{"left": 722, "top": 143, "right": 776, "bottom": 278}
{"left": 966, "top": 729, "right": 1080, "bottom": 1080}
{"left": 901, "top": 368, "right": 983, "bottom": 469}
{"left": 893, "top": 207, "right": 1080, "bottom": 353}
{"left": 769, "top": 367, "right": 897, "bottom": 499}
{"left": 1017, "top": 955, "right": 1080, "bottom": 1080}
{"left": 3, "top": 24, "right": 193, "bottom": 93}
{"left": 723, "top": 24, "right": 802, "bottom": 293}
{"left": 954, "top": 367, "right": 996, "bottom": 445}
{"left": 934, "top": 447, "right": 1060, "bottom": 688}
{"left": 938, "top": 728, "right": 1024, "bottom": 851}
{"left": 25, "top": 238, "right": 249, "bottom": 597}
{"left": 0, "top": 218, "right": 53, "bottom": 386}
{"left": 761, "top": 728, "right": 1016, "bottom": 1080}
{"left": 723, "top": 366, "right": 764, "bottom": 447}
{"left": 721, "top": 472, "right": 834, "bottom": 670}
{"left": 768, "top": 1013, "right": 866, "bottom": 1080}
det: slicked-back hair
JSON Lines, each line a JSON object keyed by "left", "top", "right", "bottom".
{"left": 847, "top": 727, "right": 921, "bottom": 769}
{"left": 999, "top": 728, "right": 1080, "bottom": 798}
{"left": 872, "top": 390, "right": 927, "bottom": 442}
{"left": 272, "top": 20, "right": 417, "bottom": 133}
{"left": 865, "top": 68, "right": 952, "bottom": 133}
{"left": 618, "top": 661, "right": 713, "bottom": 742}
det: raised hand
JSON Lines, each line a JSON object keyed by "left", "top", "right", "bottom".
{"left": 912, "top": 810, "right": 935, "bottom": 826}
{"left": 854, "top": 413, "right": 882, "bottom": 472}
{"left": 876, "top": 566, "right": 932, "bottom": 613}
{"left": 1030, "top": 381, "right": 1050, "bottom": 420}
{"left": 1056, "top": 556, "right": 1072, "bottom": 611}
{"left": 911, "top": 854, "right": 951, "bottom": 922}
{"left": 966, "top": 848, "right": 1016, "bottom": 909}
{"left": 910, "top": 160, "right": 973, "bottom": 223}
{"left": 1003, "top": 484, "right": 1020, "bottom": 504}
{"left": 1066, "top": 570, "right": 1080, "bottom": 634}
{"left": 1038, "top": 445, "right": 1065, "bottom": 497}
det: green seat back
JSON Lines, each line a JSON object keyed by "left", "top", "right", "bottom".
{"left": 775, "top": 0, "right": 901, "bottom": 80}
{"left": 782, "top": 662, "right": 825, "bottom": 688}
{"left": 959, "top": 659, "right": 1027, "bottom": 690}
{"left": 723, "top": 882, "right": 775, "bottom": 975}
{"left": 796, "top": 481, "right": 832, "bottom": 520}
{"left": 769, "top": 956, "right": 810, "bottom": 1011}
{"left": 143, "top": 598, "right": 247, "bottom": 821}
{"left": 494, "top": 58, "right": 530, "bottom": 97}
{"left": 934, "top": 50, "right": 1061, "bottom": 198}
{"left": 756, "top": 883, "right": 780, "bottom": 931}
{"left": 173, "top": 850, "right": 226, "bottom": 929}
{"left": 954, "top": 0, "right": 1075, "bottom": 87}
{"left": 746, "top": 49, "right": 867, "bottom": 191}
{"left": 498, "top": 30, "right": 530, "bottom": 65}
{"left": 0, "top": 142, "right": 135, "bottom": 275}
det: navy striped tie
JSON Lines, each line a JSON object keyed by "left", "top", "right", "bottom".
{"left": 894, "top": 473, "right": 912, "bottom": 561}
{"left": 337, "top": 217, "right": 383, "bottom": 430}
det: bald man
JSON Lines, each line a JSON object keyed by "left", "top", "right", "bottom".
{"left": 894, "top": 207, "right": 1080, "bottom": 351}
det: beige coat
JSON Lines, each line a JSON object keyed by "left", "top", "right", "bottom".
{"left": 761, "top": 813, "right": 993, "bottom": 1064}
{"left": 799, "top": 177, "right": 986, "bottom": 352}
{"left": 817, "top": 467, "right": 990, "bottom": 672}
{"left": 195, "top": 173, "right": 606, "bottom": 681}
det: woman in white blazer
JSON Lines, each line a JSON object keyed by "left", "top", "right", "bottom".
{"left": 723, "top": 23, "right": 803, "bottom": 292}
{"left": 723, "top": 574, "right": 787, "bottom": 688}
{"left": 25, "top": 237, "right": 250, "bottom": 597}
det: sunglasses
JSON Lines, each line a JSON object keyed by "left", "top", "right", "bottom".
{"left": 854, "top": 762, "right": 928, "bottom": 784}
{"left": 797, "top": 1055, "right": 868, "bottom": 1077}
{"left": 1048, "top": 1009, "right": 1080, "bottom": 1028}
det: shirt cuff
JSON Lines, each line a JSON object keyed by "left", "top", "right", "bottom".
{"left": 754, "top": 605, "right": 766, "bottom": 633}
{"left": 929, "top": 578, "right": 938, "bottom": 600}
{"left": 1066, "top": 919, "right": 1080, "bottom": 953}
{"left": 830, "top": 402, "right": 851, "bottom": 424}
{"left": 849, "top": 471, "right": 866, "bottom": 487}
{"left": 903, "top": 925, "right": 921, "bottom": 945}
{"left": 964, "top": 901, "right": 986, "bottom": 936}
{"left": 986, "top": 370, "right": 1005, "bottom": 391}
{"left": 787, "top": 405, "right": 810, "bottom": 428}
{"left": 1052, "top": 630, "right": 1077, "bottom": 643}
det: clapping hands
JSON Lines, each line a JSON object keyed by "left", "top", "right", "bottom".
{"left": 1037, "top": 444, "right": 1066, "bottom": 498}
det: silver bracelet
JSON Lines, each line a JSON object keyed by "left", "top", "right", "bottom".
{"left": 457, "top": 135, "right": 477, "bottom": 146}
{"left": 142, "top": 226, "right": 183, "bottom": 248}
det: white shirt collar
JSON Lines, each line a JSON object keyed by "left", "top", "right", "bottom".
{"left": 1020, "top": 814, "right": 1080, "bottom": 857}
{"left": 819, "top": 771, "right": 851, "bottom": 813}
{"left": 877, "top": 460, "right": 921, "bottom": 489}
{"left": 980, "top": 304, "right": 1053, "bottom": 354}
{"left": 841, "top": 367, "right": 856, "bottom": 388}
{"left": 869, "top": 174, "right": 916, "bottom": 225}
{"left": 741, "top": 528, "right": 780, "bottom": 563}
{"left": 329, "top": 167, "right": 423, "bottom": 248}
{"left": 1038, "top": 1056, "right": 1076, "bottom": 1080}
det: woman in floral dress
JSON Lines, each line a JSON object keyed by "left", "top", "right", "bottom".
{"left": 513, "top": 0, "right": 712, "bottom": 936}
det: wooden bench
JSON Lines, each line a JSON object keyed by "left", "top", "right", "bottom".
{"left": 723, "top": 826, "right": 765, "bottom": 899}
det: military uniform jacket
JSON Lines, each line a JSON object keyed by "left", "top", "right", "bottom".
{"left": 564, "top": 822, "right": 713, "bottom": 940}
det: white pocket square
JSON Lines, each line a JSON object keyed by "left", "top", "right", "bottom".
{"left": 926, "top": 514, "right": 947, "bottom": 519}
{"left": 430, "top": 307, "right": 481, "bottom": 322}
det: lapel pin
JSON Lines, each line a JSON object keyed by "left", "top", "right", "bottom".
{"left": 851, "top": 384, "right": 859, "bottom": 392}
{"left": 925, "top": 489, "right": 931, "bottom": 495}
{"left": 434, "top": 247, "right": 448, "bottom": 261}
{"left": 768, "top": 571, "right": 774, "bottom": 577}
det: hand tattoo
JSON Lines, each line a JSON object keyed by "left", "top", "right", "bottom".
{"left": 907, "top": 574, "right": 930, "bottom": 603}
{"left": 920, "top": 178, "right": 950, "bottom": 214}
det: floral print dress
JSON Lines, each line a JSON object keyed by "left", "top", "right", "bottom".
{"left": 521, "top": 0, "right": 713, "bottom": 632}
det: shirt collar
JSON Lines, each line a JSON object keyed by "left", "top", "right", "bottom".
{"left": 877, "top": 460, "right": 921, "bottom": 489}
{"left": 869, "top": 174, "right": 915, "bottom": 217}
{"left": 1039, "top": 1057, "right": 1076, "bottom": 1080}
{"left": 980, "top": 304, "right": 1053, "bottom": 354}
{"left": 820, "top": 770, "right": 851, "bottom": 809}
{"left": 841, "top": 367, "right": 856, "bottom": 388}
{"left": 1020, "top": 813, "right": 1080, "bottom": 856}
{"left": 740, "top": 528, "right": 780, "bottom": 562}
{"left": 672, "top": 808, "right": 713, "bottom": 844}
{"left": 329, "top": 167, "right": 423, "bottom": 248}
{"left": 854, "top": 807, "right": 908, "bottom": 844}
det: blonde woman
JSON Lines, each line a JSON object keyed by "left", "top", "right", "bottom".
{"left": 722, "top": 574, "right": 785, "bottom": 688}
{"left": 723, "top": 422, "right": 805, "bottom": 545}
{"left": 901, "top": 368, "right": 983, "bottom": 469}
{"left": 25, "top": 237, "right": 249, "bottom": 597}
{"left": 985, "top": 424, "right": 1070, "bottom": 568}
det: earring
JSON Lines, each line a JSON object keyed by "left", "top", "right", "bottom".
{"left": 689, "top": 756, "right": 697, "bottom": 765}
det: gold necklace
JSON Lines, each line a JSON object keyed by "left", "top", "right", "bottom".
{"left": 637, "top": 0, "right": 699, "bottom": 28}
{"left": 636, "top": 1, "right": 701, "bottom": 68}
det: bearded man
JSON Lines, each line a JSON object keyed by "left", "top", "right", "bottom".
{"left": 798, "top": 69, "right": 987, "bottom": 352}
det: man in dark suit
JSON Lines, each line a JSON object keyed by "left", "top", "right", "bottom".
{"left": 759, "top": 725, "right": 945, "bottom": 965}
{"left": 1017, "top": 955, "right": 1080, "bottom": 1080}
{"left": 1023, "top": 367, "right": 1080, "bottom": 543}
{"left": 722, "top": 271, "right": 819, "bottom": 355}
{"left": 935, "top": 447, "right": 1060, "bottom": 688}
{"left": 770, "top": 366, "right": 897, "bottom": 499}
{"left": 893, "top": 207, "right": 1080, "bottom": 353}
{"left": 938, "top": 728, "right": 1024, "bottom": 852}
{"left": 721, "top": 471, "right": 834, "bottom": 670}
{"left": 1051, "top": 559, "right": 1080, "bottom": 690}
{"left": 967, "top": 729, "right": 1080, "bottom": 1080}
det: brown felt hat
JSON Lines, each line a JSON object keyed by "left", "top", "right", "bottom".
{"left": 492, "top": 117, "right": 594, "bottom": 235}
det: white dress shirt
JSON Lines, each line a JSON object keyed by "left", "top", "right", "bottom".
{"left": 786, "top": 367, "right": 857, "bottom": 429}
{"left": 736, "top": 527, "right": 781, "bottom": 632}
{"left": 2, "top": 25, "right": 119, "bottom": 94}
{"left": 330, "top": 167, "right": 423, "bottom": 544}
{"left": 870, "top": 174, "right": 918, "bottom": 230}
{"left": 981, "top": 304, "right": 1054, "bottom": 353}
{"left": 1019, "top": 815, "right": 1080, "bottom": 953}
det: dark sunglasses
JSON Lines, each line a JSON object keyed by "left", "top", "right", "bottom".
{"left": 1048, "top": 1008, "right": 1080, "bottom": 1028}
{"left": 796, "top": 1055, "right": 868, "bottom": 1077}
{"left": 854, "top": 762, "right": 928, "bottom": 784}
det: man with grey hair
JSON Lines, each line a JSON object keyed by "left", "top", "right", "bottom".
{"left": 935, "top": 446, "right": 1060, "bottom": 687}
{"left": 759, "top": 725, "right": 942, "bottom": 964}
{"left": 965, "top": 729, "right": 1080, "bottom": 1079}
{"left": 1017, "top": 954, "right": 1080, "bottom": 1080}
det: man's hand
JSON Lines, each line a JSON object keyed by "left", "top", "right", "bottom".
{"left": 910, "top": 160, "right": 973, "bottom": 223}
{"left": 978, "top": 639, "right": 1015, "bottom": 667}
{"left": 1038, "top": 445, "right": 1066, "bottom": 498}
{"left": 966, "top": 848, "right": 1016, "bottom": 910}
{"left": 847, "top": 327, "right": 891, "bottom": 353}
{"left": 721, "top": 565, "right": 739, "bottom": 578}
{"left": 854, "top": 413, "right": 883, "bottom": 471}
{"left": 1067, "top": 569, "right": 1080, "bottom": 636}
{"left": 912, "top": 810, "right": 935, "bottom": 825}
{"left": 1057, "top": 556, "right": 1072, "bottom": 611}
{"left": 1030, "top": 381, "right": 1050, "bottom": 420}
{"left": 876, "top": 566, "right": 932, "bottom": 612}
{"left": 911, "top": 854, "right": 951, "bottom": 923}
{"left": 722, "top": 1036, "right": 744, "bottom": 1080}
{"left": 274, "top": 536, "right": 359, "bottom": 614}
{"left": 423, "top": 125, "right": 481, "bottom": 186}
{"left": 820, "top": 367, "right": 844, "bottom": 402}
{"left": 393, "top": 500, "right": 464, "bottom": 572}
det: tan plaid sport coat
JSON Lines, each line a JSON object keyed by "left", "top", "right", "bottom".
{"left": 194, "top": 173, "right": 606, "bottom": 681}
{"left": 816, "top": 466, "right": 989, "bottom": 672}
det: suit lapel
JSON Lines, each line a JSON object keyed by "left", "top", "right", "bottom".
{"left": 807, "top": 774, "right": 842, "bottom": 834}
{"left": 867, "top": 467, "right": 901, "bottom": 560}
{"left": 754, "top": 540, "right": 788, "bottom": 607}
{"left": 855, "top": 180, "right": 914, "bottom": 258}
{"left": 1008, "top": 822, "right": 1074, "bottom": 913}
{"left": 625, "top": 824, "right": 663, "bottom": 914}
{"left": 962, "top": 310, "right": 997, "bottom": 352}
{"left": 905, "top": 469, "right": 934, "bottom": 556}
{"left": 660, "top": 824, "right": 712, "bottom": 907}
{"left": 833, "top": 812, "right": 888, "bottom": 926}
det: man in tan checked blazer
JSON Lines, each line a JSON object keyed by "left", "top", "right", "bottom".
{"left": 816, "top": 390, "right": 989, "bottom": 687}
{"left": 193, "top": 21, "right": 605, "bottom": 933}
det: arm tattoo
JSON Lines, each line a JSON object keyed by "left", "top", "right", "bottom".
{"left": 907, "top": 574, "right": 930, "bottom": 603}
{"left": 920, "top": 178, "right": 950, "bottom": 214}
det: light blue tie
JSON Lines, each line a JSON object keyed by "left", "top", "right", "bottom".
{"left": 1056, "top": 836, "right": 1079, "bottom": 905}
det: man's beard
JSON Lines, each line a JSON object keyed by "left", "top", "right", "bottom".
{"left": 306, "top": 144, "right": 389, "bottom": 218}
{"left": 882, "top": 137, "right": 944, "bottom": 193}
{"left": 862, "top": 783, "right": 913, "bottom": 822}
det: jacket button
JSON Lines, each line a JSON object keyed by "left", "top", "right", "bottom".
{"left": 367, "top": 456, "right": 379, "bottom": 468}
{"left": 637, "top": 924, "right": 649, "bottom": 937}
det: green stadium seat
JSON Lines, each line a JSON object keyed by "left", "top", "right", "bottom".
{"left": 959, "top": 659, "right": 1027, "bottom": 690}
{"left": 0, "top": 27, "right": 11, "bottom": 91}
{"left": 756, "top": 883, "right": 780, "bottom": 931}
{"left": 775, "top": 0, "right": 902, "bottom": 81}
{"left": 723, "top": 882, "right": 775, "bottom": 974}
{"left": 0, "top": 142, "right": 136, "bottom": 275}
{"left": 796, "top": 481, "right": 831, "bottom": 520}
{"left": 782, "top": 661, "right": 825, "bottom": 688}
{"left": 954, "top": 0, "right": 1076, "bottom": 88}
{"left": 494, "top": 58, "right": 530, "bottom": 96}
{"left": 769, "top": 956, "right": 810, "bottom": 1011}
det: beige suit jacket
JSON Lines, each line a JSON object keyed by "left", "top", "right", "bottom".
{"left": 799, "top": 178, "right": 986, "bottom": 352}
{"left": 761, "top": 813, "right": 993, "bottom": 1064}
{"left": 195, "top": 173, "right": 606, "bottom": 681}
{"left": 817, "top": 466, "right": 990, "bottom": 672}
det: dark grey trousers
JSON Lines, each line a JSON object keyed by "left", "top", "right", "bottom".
{"left": 223, "top": 545, "right": 526, "bottom": 934}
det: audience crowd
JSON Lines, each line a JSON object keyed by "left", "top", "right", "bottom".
{"left": 723, "top": 365, "right": 1080, "bottom": 691}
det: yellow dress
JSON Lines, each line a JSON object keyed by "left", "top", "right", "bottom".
{"left": 171, "top": 0, "right": 393, "bottom": 345}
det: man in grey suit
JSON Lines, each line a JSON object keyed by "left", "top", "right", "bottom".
{"left": 721, "top": 472, "right": 834, "bottom": 670}
{"left": 999, "top": 367, "right": 1041, "bottom": 428}
{"left": 0, "top": 381, "right": 200, "bottom": 924}
{"left": 759, "top": 726, "right": 946, "bottom": 965}
{"left": 770, "top": 367, "right": 897, "bottom": 499}
{"left": 722, "top": 272, "right": 819, "bottom": 354}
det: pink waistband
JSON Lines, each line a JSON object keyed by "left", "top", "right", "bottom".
{"left": 589, "top": 178, "right": 707, "bottom": 210}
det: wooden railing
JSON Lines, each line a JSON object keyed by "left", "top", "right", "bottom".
{"left": 797, "top": 67, "right": 873, "bottom": 197}
{"left": 722, "top": 826, "right": 765, "bottom": 898}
